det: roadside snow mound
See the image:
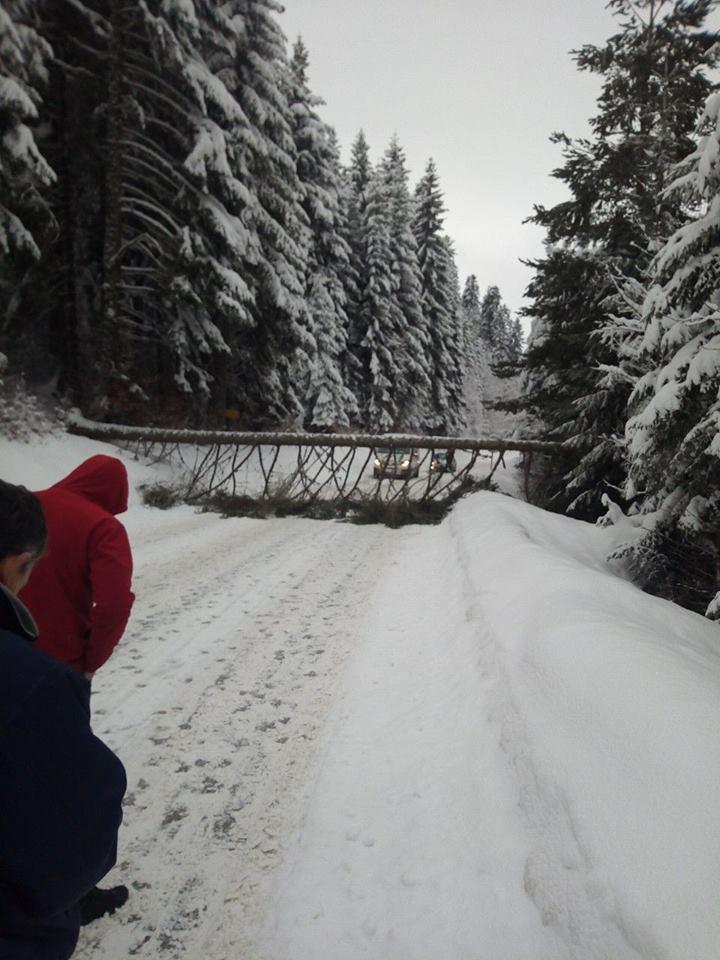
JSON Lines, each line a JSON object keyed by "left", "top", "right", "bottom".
{"left": 450, "top": 492, "right": 720, "bottom": 960}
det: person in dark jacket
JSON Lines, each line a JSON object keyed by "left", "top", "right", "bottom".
{"left": 20, "top": 455, "right": 135, "bottom": 678}
{"left": 0, "top": 479, "right": 127, "bottom": 959}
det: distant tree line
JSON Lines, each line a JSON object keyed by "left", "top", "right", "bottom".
{"left": 0, "top": 0, "right": 522, "bottom": 433}
{"left": 502, "top": 0, "right": 720, "bottom": 616}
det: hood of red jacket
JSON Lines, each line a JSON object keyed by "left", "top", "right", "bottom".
{"left": 49, "top": 455, "right": 129, "bottom": 515}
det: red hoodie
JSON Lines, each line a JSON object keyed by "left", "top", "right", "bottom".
{"left": 20, "top": 455, "right": 135, "bottom": 673}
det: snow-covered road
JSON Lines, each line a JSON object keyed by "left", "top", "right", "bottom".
{"left": 74, "top": 508, "right": 412, "bottom": 959}
{"left": 257, "top": 518, "right": 566, "bottom": 960}
{"left": 76, "top": 503, "right": 564, "bottom": 960}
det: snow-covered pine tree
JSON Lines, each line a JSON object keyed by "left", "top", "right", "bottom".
{"left": 376, "top": 137, "right": 432, "bottom": 430}
{"left": 287, "top": 37, "right": 358, "bottom": 430}
{"left": 440, "top": 235, "right": 467, "bottom": 432}
{"left": 345, "top": 129, "right": 373, "bottom": 405}
{"left": 17, "top": 0, "right": 249, "bottom": 416}
{"left": 0, "top": 0, "right": 56, "bottom": 382}
{"left": 118, "top": 0, "right": 265, "bottom": 415}
{"left": 220, "top": 0, "right": 311, "bottom": 426}
{"left": 113, "top": 0, "right": 309, "bottom": 424}
{"left": 461, "top": 275, "right": 482, "bottom": 346}
{"left": 624, "top": 90, "right": 720, "bottom": 615}
{"left": 507, "top": 317, "right": 524, "bottom": 361}
{"left": 357, "top": 166, "right": 397, "bottom": 431}
{"left": 479, "top": 285, "right": 512, "bottom": 354}
{"left": 502, "top": 249, "right": 613, "bottom": 508}
{"left": 0, "top": 1, "right": 55, "bottom": 263}
{"left": 520, "top": 0, "right": 719, "bottom": 517}
{"left": 9, "top": 0, "right": 112, "bottom": 405}
{"left": 460, "top": 274, "right": 488, "bottom": 433}
{"left": 412, "top": 160, "right": 464, "bottom": 432}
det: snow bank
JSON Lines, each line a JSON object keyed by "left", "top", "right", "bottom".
{"left": 449, "top": 493, "right": 720, "bottom": 960}
{"left": 262, "top": 492, "right": 720, "bottom": 960}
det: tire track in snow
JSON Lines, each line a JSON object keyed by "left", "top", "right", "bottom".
{"left": 73, "top": 513, "right": 404, "bottom": 960}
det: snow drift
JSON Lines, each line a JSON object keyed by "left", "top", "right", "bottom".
{"left": 449, "top": 494, "right": 720, "bottom": 959}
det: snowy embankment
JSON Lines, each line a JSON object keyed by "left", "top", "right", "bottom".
{"left": 451, "top": 498, "right": 720, "bottom": 959}
{"left": 260, "top": 495, "right": 720, "bottom": 960}
{"left": 1, "top": 434, "right": 719, "bottom": 960}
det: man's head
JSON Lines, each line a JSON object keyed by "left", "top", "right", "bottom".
{"left": 0, "top": 480, "right": 46, "bottom": 595}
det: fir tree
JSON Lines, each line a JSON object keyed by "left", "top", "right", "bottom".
{"left": 624, "top": 91, "right": 720, "bottom": 615}
{"left": 288, "top": 37, "right": 358, "bottom": 429}
{"left": 377, "top": 137, "right": 432, "bottom": 430}
{"left": 345, "top": 129, "right": 373, "bottom": 405}
{"left": 413, "top": 159, "right": 464, "bottom": 432}
{"left": 461, "top": 275, "right": 482, "bottom": 345}
{"left": 354, "top": 138, "right": 434, "bottom": 432}
{"left": 357, "top": 167, "right": 397, "bottom": 431}
{"left": 0, "top": 0, "right": 56, "bottom": 385}
{"left": 507, "top": 317, "right": 524, "bottom": 361}
{"left": 480, "top": 285, "right": 512, "bottom": 354}
{"left": 202, "top": 0, "right": 311, "bottom": 426}
{"left": 0, "top": 1, "right": 55, "bottom": 262}
{"left": 518, "top": 0, "right": 719, "bottom": 516}
{"left": 440, "top": 235, "right": 467, "bottom": 432}
{"left": 17, "top": 0, "right": 252, "bottom": 415}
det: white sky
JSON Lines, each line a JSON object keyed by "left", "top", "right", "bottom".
{"left": 277, "top": 1, "right": 629, "bottom": 318}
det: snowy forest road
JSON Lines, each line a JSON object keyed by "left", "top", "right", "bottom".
{"left": 73, "top": 508, "right": 412, "bottom": 960}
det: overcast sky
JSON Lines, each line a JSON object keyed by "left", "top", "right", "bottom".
{"left": 277, "top": 0, "right": 628, "bottom": 319}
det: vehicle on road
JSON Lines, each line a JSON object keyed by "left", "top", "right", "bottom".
{"left": 430, "top": 450, "right": 457, "bottom": 474}
{"left": 373, "top": 447, "right": 420, "bottom": 479}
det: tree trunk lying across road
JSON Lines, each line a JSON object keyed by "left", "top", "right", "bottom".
{"left": 68, "top": 413, "right": 564, "bottom": 454}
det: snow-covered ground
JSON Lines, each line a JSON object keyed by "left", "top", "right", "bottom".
{"left": 1, "top": 433, "right": 719, "bottom": 960}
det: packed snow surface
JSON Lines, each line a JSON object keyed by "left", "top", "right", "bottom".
{"left": 1, "top": 434, "right": 719, "bottom": 960}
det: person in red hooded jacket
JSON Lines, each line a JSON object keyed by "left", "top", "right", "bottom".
{"left": 20, "top": 454, "right": 135, "bottom": 679}
{"left": 20, "top": 455, "right": 135, "bottom": 926}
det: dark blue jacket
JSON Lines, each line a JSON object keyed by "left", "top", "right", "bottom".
{"left": 0, "top": 585, "right": 126, "bottom": 959}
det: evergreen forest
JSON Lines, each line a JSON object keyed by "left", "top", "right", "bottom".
{"left": 0, "top": 0, "right": 519, "bottom": 434}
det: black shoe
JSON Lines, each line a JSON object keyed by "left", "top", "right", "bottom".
{"left": 79, "top": 885, "right": 129, "bottom": 926}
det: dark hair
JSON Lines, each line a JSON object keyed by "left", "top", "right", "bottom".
{"left": 0, "top": 480, "right": 47, "bottom": 560}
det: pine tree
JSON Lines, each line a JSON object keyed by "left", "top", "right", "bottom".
{"left": 460, "top": 274, "right": 487, "bottom": 432}
{"left": 18, "top": 0, "right": 252, "bottom": 416}
{"left": 357, "top": 168, "right": 397, "bottom": 431}
{"left": 353, "top": 138, "right": 434, "bottom": 432}
{"left": 138, "top": 0, "right": 259, "bottom": 410}
{"left": 507, "top": 317, "right": 524, "bottom": 361}
{"left": 0, "top": 1, "right": 55, "bottom": 262}
{"left": 624, "top": 91, "right": 720, "bottom": 614}
{"left": 518, "top": 0, "right": 719, "bottom": 516}
{"left": 288, "top": 37, "right": 358, "bottom": 429}
{"left": 440, "top": 235, "right": 467, "bottom": 432}
{"left": 345, "top": 129, "right": 373, "bottom": 405}
{"left": 461, "top": 275, "right": 482, "bottom": 345}
{"left": 413, "top": 159, "right": 464, "bottom": 432}
{"left": 226, "top": 2, "right": 313, "bottom": 426}
{"left": 479, "top": 285, "right": 512, "bottom": 353}
{"left": 378, "top": 137, "right": 432, "bottom": 430}
{"left": 0, "top": 1, "right": 56, "bottom": 383}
